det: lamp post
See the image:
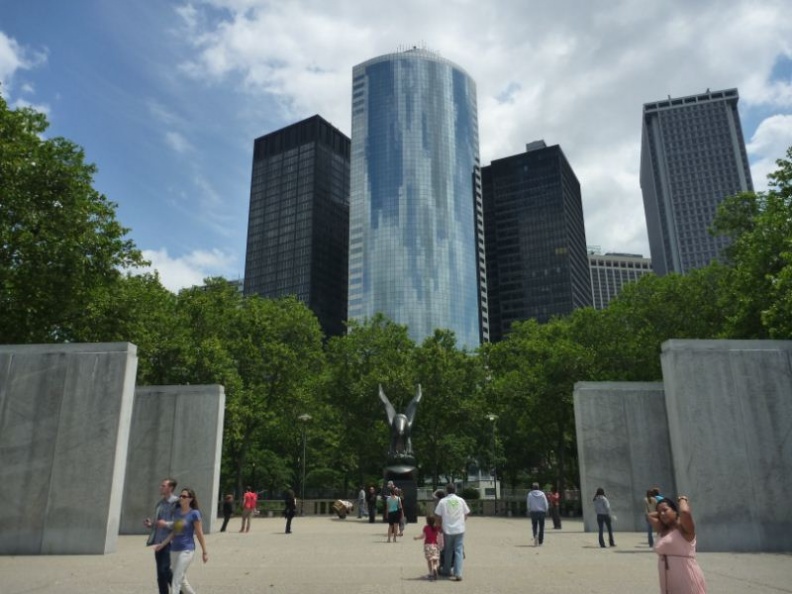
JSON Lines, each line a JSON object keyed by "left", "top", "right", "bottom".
{"left": 298, "top": 413, "right": 312, "bottom": 516}
{"left": 486, "top": 413, "right": 498, "bottom": 514}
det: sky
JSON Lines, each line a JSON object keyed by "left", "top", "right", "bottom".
{"left": 1, "top": 0, "right": 791, "bottom": 292}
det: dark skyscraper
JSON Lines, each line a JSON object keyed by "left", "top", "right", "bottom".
{"left": 640, "top": 88, "right": 754, "bottom": 276}
{"left": 243, "top": 115, "right": 350, "bottom": 338}
{"left": 482, "top": 141, "right": 591, "bottom": 342}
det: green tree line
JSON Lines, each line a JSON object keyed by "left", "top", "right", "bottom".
{"left": 2, "top": 95, "right": 790, "bottom": 500}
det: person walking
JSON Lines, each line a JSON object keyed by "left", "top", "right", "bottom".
{"left": 143, "top": 477, "right": 179, "bottom": 594}
{"left": 434, "top": 483, "right": 470, "bottom": 582}
{"left": 284, "top": 489, "right": 297, "bottom": 534}
{"left": 357, "top": 486, "right": 367, "bottom": 519}
{"left": 386, "top": 488, "right": 402, "bottom": 542}
{"left": 240, "top": 485, "right": 257, "bottom": 533}
{"left": 366, "top": 486, "right": 378, "bottom": 523}
{"left": 648, "top": 495, "right": 707, "bottom": 593}
{"left": 413, "top": 515, "right": 441, "bottom": 580}
{"left": 154, "top": 487, "right": 208, "bottom": 594}
{"left": 397, "top": 488, "right": 406, "bottom": 536}
{"left": 527, "top": 482, "right": 549, "bottom": 546}
{"left": 220, "top": 493, "right": 234, "bottom": 532}
{"left": 644, "top": 488, "right": 659, "bottom": 547}
{"left": 593, "top": 487, "right": 616, "bottom": 548}
{"left": 548, "top": 486, "right": 562, "bottom": 529}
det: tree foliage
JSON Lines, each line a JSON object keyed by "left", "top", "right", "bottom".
{"left": 712, "top": 146, "right": 792, "bottom": 338}
{"left": 0, "top": 95, "right": 145, "bottom": 343}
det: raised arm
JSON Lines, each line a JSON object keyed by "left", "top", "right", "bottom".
{"left": 676, "top": 496, "right": 696, "bottom": 542}
{"left": 646, "top": 510, "right": 663, "bottom": 533}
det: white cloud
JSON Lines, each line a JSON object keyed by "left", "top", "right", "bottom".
{"left": 165, "top": 130, "right": 193, "bottom": 154}
{"left": 10, "top": 96, "right": 50, "bottom": 116}
{"left": 748, "top": 114, "right": 792, "bottom": 191}
{"left": 172, "top": 0, "right": 792, "bottom": 258}
{"left": 0, "top": 30, "right": 46, "bottom": 95}
{"left": 138, "top": 247, "right": 239, "bottom": 292}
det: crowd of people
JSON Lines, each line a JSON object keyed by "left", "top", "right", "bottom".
{"left": 144, "top": 478, "right": 706, "bottom": 592}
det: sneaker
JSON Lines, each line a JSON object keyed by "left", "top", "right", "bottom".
{"left": 449, "top": 576, "right": 462, "bottom": 581}
{"left": 533, "top": 536, "right": 538, "bottom": 546}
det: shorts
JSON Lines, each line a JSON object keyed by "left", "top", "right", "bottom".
{"left": 387, "top": 511, "right": 401, "bottom": 525}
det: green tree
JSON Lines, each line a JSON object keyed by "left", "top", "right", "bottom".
{"left": 0, "top": 95, "right": 145, "bottom": 343}
{"left": 413, "top": 329, "right": 486, "bottom": 488}
{"left": 176, "top": 280, "right": 326, "bottom": 496}
{"left": 324, "top": 314, "right": 416, "bottom": 487}
{"left": 483, "top": 318, "right": 595, "bottom": 492}
{"left": 712, "top": 146, "right": 792, "bottom": 338}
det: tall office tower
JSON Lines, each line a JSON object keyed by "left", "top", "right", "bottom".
{"left": 588, "top": 250, "right": 653, "bottom": 310}
{"left": 243, "top": 115, "right": 350, "bottom": 338}
{"left": 640, "top": 88, "right": 754, "bottom": 276}
{"left": 348, "top": 48, "right": 488, "bottom": 348}
{"left": 482, "top": 141, "right": 591, "bottom": 342}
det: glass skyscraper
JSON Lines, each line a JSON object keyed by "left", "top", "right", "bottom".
{"left": 348, "top": 48, "right": 487, "bottom": 348}
{"left": 244, "top": 115, "right": 350, "bottom": 338}
{"left": 640, "top": 88, "right": 753, "bottom": 276}
{"left": 482, "top": 141, "right": 591, "bottom": 341}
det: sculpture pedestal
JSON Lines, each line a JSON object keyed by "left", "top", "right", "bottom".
{"left": 385, "top": 464, "right": 418, "bottom": 523}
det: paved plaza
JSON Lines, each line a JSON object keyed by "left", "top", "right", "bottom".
{"left": 1, "top": 516, "right": 789, "bottom": 593}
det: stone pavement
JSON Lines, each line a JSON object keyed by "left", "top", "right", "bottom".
{"left": 1, "top": 517, "right": 789, "bottom": 593}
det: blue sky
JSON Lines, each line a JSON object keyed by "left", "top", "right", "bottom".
{"left": 2, "top": 0, "right": 791, "bottom": 291}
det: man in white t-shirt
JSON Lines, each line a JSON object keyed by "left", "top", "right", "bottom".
{"left": 434, "top": 483, "right": 470, "bottom": 581}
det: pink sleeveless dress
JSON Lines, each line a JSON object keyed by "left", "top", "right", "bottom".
{"left": 654, "top": 529, "right": 707, "bottom": 593}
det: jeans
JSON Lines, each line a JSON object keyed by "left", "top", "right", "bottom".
{"left": 530, "top": 511, "right": 546, "bottom": 544}
{"left": 443, "top": 532, "right": 465, "bottom": 578}
{"left": 646, "top": 517, "right": 654, "bottom": 547}
{"left": 597, "top": 514, "right": 615, "bottom": 547}
{"left": 550, "top": 505, "right": 562, "bottom": 529}
{"left": 154, "top": 544, "right": 172, "bottom": 594}
{"left": 170, "top": 549, "right": 195, "bottom": 594}
{"left": 285, "top": 510, "right": 295, "bottom": 533}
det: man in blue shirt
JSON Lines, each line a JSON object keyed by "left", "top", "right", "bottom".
{"left": 144, "top": 478, "right": 179, "bottom": 594}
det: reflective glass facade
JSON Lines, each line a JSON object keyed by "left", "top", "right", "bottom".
{"left": 640, "top": 89, "right": 753, "bottom": 276}
{"left": 244, "top": 115, "right": 350, "bottom": 338}
{"left": 348, "top": 49, "right": 487, "bottom": 348}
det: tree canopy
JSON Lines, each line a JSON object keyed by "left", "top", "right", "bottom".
{"left": 0, "top": 95, "right": 145, "bottom": 343}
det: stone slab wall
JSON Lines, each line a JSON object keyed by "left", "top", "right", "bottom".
{"left": 0, "top": 343, "right": 137, "bottom": 554}
{"left": 120, "top": 385, "right": 225, "bottom": 536}
{"left": 661, "top": 339, "right": 792, "bottom": 552}
{"left": 574, "top": 382, "right": 675, "bottom": 534}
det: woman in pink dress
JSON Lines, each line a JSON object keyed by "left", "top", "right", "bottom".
{"left": 647, "top": 495, "right": 707, "bottom": 593}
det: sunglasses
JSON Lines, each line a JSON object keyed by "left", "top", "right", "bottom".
{"left": 179, "top": 494, "right": 192, "bottom": 499}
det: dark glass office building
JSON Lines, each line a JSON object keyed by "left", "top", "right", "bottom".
{"left": 640, "top": 88, "right": 753, "bottom": 276}
{"left": 243, "top": 115, "right": 350, "bottom": 338}
{"left": 482, "top": 141, "right": 591, "bottom": 342}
